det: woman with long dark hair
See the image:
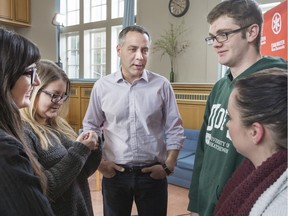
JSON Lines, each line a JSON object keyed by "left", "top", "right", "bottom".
{"left": 0, "top": 27, "right": 54, "bottom": 215}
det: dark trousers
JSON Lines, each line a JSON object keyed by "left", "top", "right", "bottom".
{"left": 102, "top": 171, "right": 168, "bottom": 216}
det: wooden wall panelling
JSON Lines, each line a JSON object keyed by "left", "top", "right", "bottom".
{"left": 80, "top": 87, "right": 92, "bottom": 127}
{"left": 67, "top": 86, "right": 80, "bottom": 132}
{"left": 172, "top": 83, "right": 213, "bottom": 129}
{"left": 69, "top": 82, "right": 94, "bottom": 132}
{"left": 178, "top": 102, "right": 206, "bottom": 129}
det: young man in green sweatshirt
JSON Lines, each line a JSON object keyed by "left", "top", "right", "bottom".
{"left": 188, "top": 0, "right": 287, "bottom": 215}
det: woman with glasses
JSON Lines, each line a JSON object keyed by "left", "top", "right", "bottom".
{"left": 21, "top": 60, "right": 102, "bottom": 216}
{"left": 0, "top": 27, "right": 54, "bottom": 215}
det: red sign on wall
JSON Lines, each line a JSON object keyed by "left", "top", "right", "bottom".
{"left": 261, "top": 0, "right": 287, "bottom": 60}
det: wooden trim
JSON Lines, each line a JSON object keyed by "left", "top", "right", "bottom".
{"left": 172, "top": 83, "right": 213, "bottom": 129}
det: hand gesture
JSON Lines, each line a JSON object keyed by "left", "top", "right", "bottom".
{"left": 77, "top": 130, "right": 99, "bottom": 151}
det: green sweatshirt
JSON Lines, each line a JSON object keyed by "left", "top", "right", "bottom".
{"left": 188, "top": 56, "right": 287, "bottom": 216}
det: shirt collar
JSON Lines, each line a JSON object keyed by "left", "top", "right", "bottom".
{"left": 115, "top": 70, "right": 149, "bottom": 83}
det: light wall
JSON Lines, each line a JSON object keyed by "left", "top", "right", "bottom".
{"left": 6, "top": 0, "right": 281, "bottom": 84}
{"left": 137, "top": 0, "right": 219, "bottom": 83}
{"left": 16, "top": 0, "right": 56, "bottom": 61}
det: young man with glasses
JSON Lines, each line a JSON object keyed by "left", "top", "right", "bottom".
{"left": 188, "top": 1, "right": 287, "bottom": 216}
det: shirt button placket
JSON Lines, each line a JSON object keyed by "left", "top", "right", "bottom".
{"left": 129, "top": 87, "right": 137, "bottom": 158}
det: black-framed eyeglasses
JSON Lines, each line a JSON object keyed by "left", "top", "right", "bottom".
{"left": 40, "top": 90, "right": 69, "bottom": 104}
{"left": 205, "top": 24, "right": 252, "bottom": 45}
{"left": 23, "top": 63, "right": 37, "bottom": 84}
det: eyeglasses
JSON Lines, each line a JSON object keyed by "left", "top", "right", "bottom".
{"left": 205, "top": 24, "right": 252, "bottom": 45}
{"left": 23, "top": 63, "right": 37, "bottom": 84}
{"left": 40, "top": 90, "right": 69, "bottom": 104}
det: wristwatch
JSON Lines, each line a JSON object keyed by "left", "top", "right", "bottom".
{"left": 162, "top": 163, "right": 173, "bottom": 176}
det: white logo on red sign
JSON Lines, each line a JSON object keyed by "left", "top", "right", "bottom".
{"left": 272, "top": 12, "right": 281, "bottom": 34}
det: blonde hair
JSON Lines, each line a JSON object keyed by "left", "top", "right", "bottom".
{"left": 21, "top": 60, "right": 77, "bottom": 150}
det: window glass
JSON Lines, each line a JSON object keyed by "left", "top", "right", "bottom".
{"left": 61, "top": 33, "right": 80, "bottom": 78}
{"left": 84, "top": 28, "right": 106, "bottom": 79}
{"left": 111, "top": 25, "right": 122, "bottom": 73}
{"left": 111, "top": 0, "right": 124, "bottom": 18}
{"left": 59, "top": 0, "right": 137, "bottom": 79}
{"left": 84, "top": 0, "right": 107, "bottom": 23}
{"left": 61, "top": 0, "right": 79, "bottom": 26}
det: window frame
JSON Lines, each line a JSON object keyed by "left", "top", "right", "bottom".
{"left": 59, "top": 0, "right": 128, "bottom": 80}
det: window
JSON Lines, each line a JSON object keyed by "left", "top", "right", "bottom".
{"left": 111, "top": 0, "right": 124, "bottom": 18}
{"left": 84, "top": 0, "right": 107, "bottom": 23}
{"left": 59, "top": 0, "right": 136, "bottom": 79}
{"left": 111, "top": 25, "right": 123, "bottom": 73}
{"left": 65, "top": 33, "right": 80, "bottom": 78}
{"left": 84, "top": 28, "right": 106, "bottom": 79}
{"left": 60, "top": 0, "right": 79, "bottom": 26}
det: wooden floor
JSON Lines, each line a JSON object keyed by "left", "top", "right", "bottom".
{"left": 88, "top": 173, "right": 191, "bottom": 216}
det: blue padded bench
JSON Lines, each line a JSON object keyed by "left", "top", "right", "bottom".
{"left": 167, "top": 129, "right": 200, "bottom": 188}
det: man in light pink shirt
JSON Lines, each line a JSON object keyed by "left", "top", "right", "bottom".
{"left": 83, "top": 25, "right": 184, "bottom": 216}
